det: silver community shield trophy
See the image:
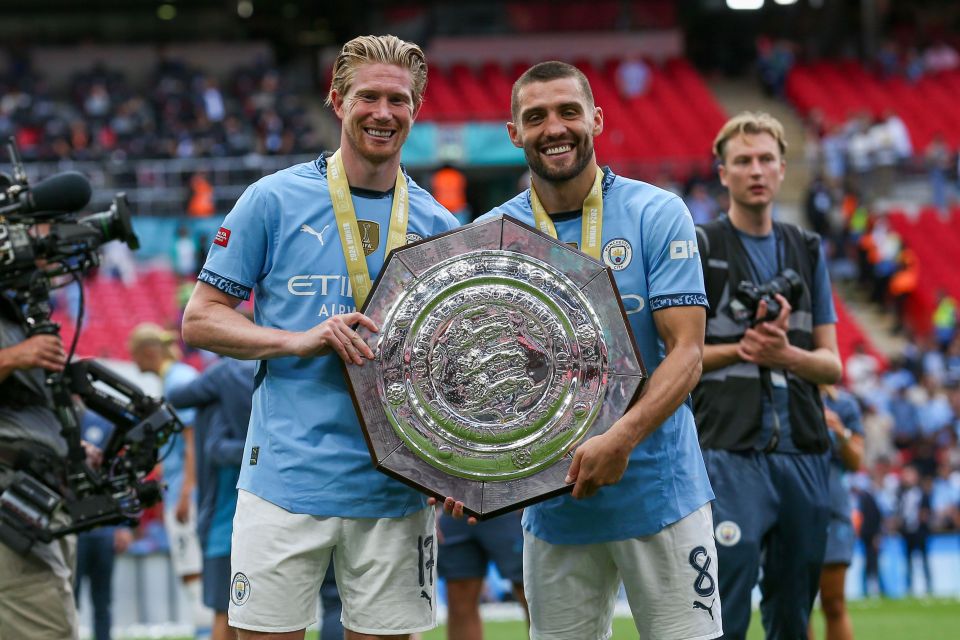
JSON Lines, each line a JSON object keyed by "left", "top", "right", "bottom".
{"left": 344, "top": 215, "right": 646, "bottom": 519}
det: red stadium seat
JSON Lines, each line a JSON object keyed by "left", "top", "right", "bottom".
{"left": 786, "top": 60, "right": 960, "bottom": 148}
{"left": 415, "top": 55, "right": 726, "bottom": 173}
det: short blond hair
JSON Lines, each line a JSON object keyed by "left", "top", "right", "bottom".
{"left": 325, "top": 35, "right": 427, "bottom": 108}
{"left": 713, "top": 111, "right": 788, "bottom": 162}
{"left": 128, "top": 322, "right": 180, "bottom": 360}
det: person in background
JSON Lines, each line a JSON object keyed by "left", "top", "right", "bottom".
{"left": 925, "top": 133, "right": 953, "bottom": 213}
{"left": 431, "top": 163, "right": 471, "bottom": 225}
{"left": 128, "top": 323, "right": 209, "bottom": 639}
{"left": 853, "top": 473, "right": 886, "bottom": 598}
{"left": 174, "top": 225, "right": 199, "bottom": 278}
{"left": 437, "top": 510, "right": 528, "bottom": 640}
{"left": 0, "top": 289, "right": 98, "bottom": 639}
{"left": 615, "top": 55, "right": 651, "bottom": 99}
{"left": 686, "top": 182, "right": 718, "bottom": 226}
{"left": 694, "top": 112, "right": 841, "bottom": 639}
{"left": 932, "top": 289, "right": 957, "bottom": 352}
{"left": 188, "top": 171, "right": 216, "bottom": 218}
{"left": 167, "top": 356, "right": 256, "bottom": 640}
{"left": 809, "top": 386, "right": 864, "bottom": 640}
{"left": 74, "top": 404, "right": 134, "bottom": 640}
{"left": 895, "top": 465, "right": 933, "bottom": 596}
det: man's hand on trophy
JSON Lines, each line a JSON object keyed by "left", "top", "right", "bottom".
{"left": 288, "top": 312, "right": 378, "bottom": 365}
{"left": 429, "top": 496, "right": 478, "bottom": 525}
{"left": 565, "top": 427, "right": 632, "bottom": 499}
{"left": 2, "top": 334, "right": 66, "bottom": 372}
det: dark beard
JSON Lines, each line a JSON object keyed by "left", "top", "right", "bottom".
{"left": 525, "top": 139, "right": 594, "bottom": 183}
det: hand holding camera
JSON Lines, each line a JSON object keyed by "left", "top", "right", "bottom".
{"left": 0, "top": 334, "right": 67, "bottom": 373}
{"left": 737, "top": 293, "right": 798, "bottom": 369}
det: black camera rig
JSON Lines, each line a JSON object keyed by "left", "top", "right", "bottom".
{"left": 0, "top": 139, "right": 183, "bottom": 554}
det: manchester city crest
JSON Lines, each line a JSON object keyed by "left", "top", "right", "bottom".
{"left": 231, "top": 572, "right": 251, "bottom": 606}
{"left": 602, "top": 238, "right": 632, "bottom": 271}
{"left": 714, "top": 520, "right": 742, "bottom": 547}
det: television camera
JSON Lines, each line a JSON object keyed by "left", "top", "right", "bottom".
{"left": 0, "top": 139, "right": 183, "bottom": 554}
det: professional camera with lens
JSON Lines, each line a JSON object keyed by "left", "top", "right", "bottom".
{"left": 0, "top": 138, "right": 139, "bottom": 295}
{"left": 729, "top": 268, "right": 804, "bottom": 326}
{"left": 0, "top": 139, "right": 182, "bottom": 554}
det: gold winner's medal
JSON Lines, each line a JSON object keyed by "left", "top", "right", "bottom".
{"left": 328, "top": 149, "right": 409, "bottom": 307}
{"left": 530, "top": 166, "right": 603, "bottom": 259}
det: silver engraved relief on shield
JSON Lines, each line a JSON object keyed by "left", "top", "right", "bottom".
{"left": 375, "top": 250, "right": 608, "bottom": 481}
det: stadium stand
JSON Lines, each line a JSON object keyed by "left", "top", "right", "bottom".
{"left": 834, "top": 292, "right": 889, "bottom": 373}
{"left": 415, "top": 56, "right": 726, "bottom": 179}
{"left": 53, "top": 268, "right": 184, "bottom": 362}
{"left": 786, "top": 61, "right": 960, "bottom": 152}
{"left": 886, "top": 207, "right": 960, "bottom": 334}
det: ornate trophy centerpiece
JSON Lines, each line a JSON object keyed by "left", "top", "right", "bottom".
{"left": 345, "top": 216, "right": 645, "bottom": 519}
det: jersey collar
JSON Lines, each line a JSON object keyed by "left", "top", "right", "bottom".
{"left": 315, "top": 151, "right": 410, "bottom": 192}
{"left": 524, "top": 165, "right": 616, "bottom": 216}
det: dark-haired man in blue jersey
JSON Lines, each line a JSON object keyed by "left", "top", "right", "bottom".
{"left": 470, "top": 60, "right": 721, "bottom": 640}
{"left": 182, "top": 35, "right": 458, "bottom": 640}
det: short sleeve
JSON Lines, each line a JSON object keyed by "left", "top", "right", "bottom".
{"left": 812, "top": 244, "right": 838, "bottom": 326}
{"left": 644, "top": 197, "right": 708, "bottom": 312}
{"left": 198, "top": 184, "right": 270, "bottom": 301}
{"left": 433, "top": 206, "right": 460, "bottom": 234}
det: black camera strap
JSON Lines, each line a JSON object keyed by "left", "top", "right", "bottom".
{"left": 759, "top": 370, "right": 781, "bottom": 452}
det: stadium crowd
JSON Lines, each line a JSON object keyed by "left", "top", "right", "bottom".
{"left": 0, "top": 52, "right": 316, "bottom": 162}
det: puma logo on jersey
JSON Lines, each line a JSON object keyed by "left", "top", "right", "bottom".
{"left": 300, "top": 223, "right": 331, "bottom": 245}
{"left": 693, "top": 599, "right": 715, "bottom": 620}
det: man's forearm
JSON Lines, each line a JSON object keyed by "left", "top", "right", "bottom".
{"left": 702, "top": 343, "right": 740, "bottom": 373}
{"left": 614, "top": 342, "right": 702, "bottom": 449}
{"left": 182, "top": 299, "right": 293, "bottom": 360}
{"left": 785, "top": 346, "right": 842, "bottom": 385}
{"left": 0, "top": 350, "right": 16, "bottom": 383}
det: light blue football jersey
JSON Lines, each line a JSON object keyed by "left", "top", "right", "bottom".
{"left": 162, "top": 361, "right": 199, "bottom": 503}
{"left": 199, "top": 155, "right": 459, "bottom": 518}
{"left": 477, "top": 168, "right": 715, "bottom": 544}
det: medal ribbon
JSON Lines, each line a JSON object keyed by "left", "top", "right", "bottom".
{"left": 328, "top": 148, "right": 409, "bottom": 307}
{"left": 529, "top": 166, "right": 603, "bottom": 259}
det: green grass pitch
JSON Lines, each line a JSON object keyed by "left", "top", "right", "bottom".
{"left": 414, "top": 598, "right": 960, "bottom": 639}
{"left": 150, "top": 597, "right": 959, "bottom": 639}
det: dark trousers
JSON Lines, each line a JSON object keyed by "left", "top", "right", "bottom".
{"left": 860, "top": 535, "right": 886, "bottom": 596}
{"left": 320, "top": 562, "right": 343, "bottom": 640}
{"left": 704, "top": 450, "right": 830, "bottom": 640}
{"left": 904, "top": 532, "right": 932, "bottom": 595}
{"left": 75, "top": 530, "right": 115, "bottom": 640}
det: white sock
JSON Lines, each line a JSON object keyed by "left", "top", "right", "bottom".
{"left": 184, "top": 578, "right": 213, "bottom": 637}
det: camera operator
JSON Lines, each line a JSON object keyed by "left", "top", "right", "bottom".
{"left": 0, "top": 290, "right": 79, "bottom": 639}
{"left": 692, "top": 112, "right": 842, "bottom": 640}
